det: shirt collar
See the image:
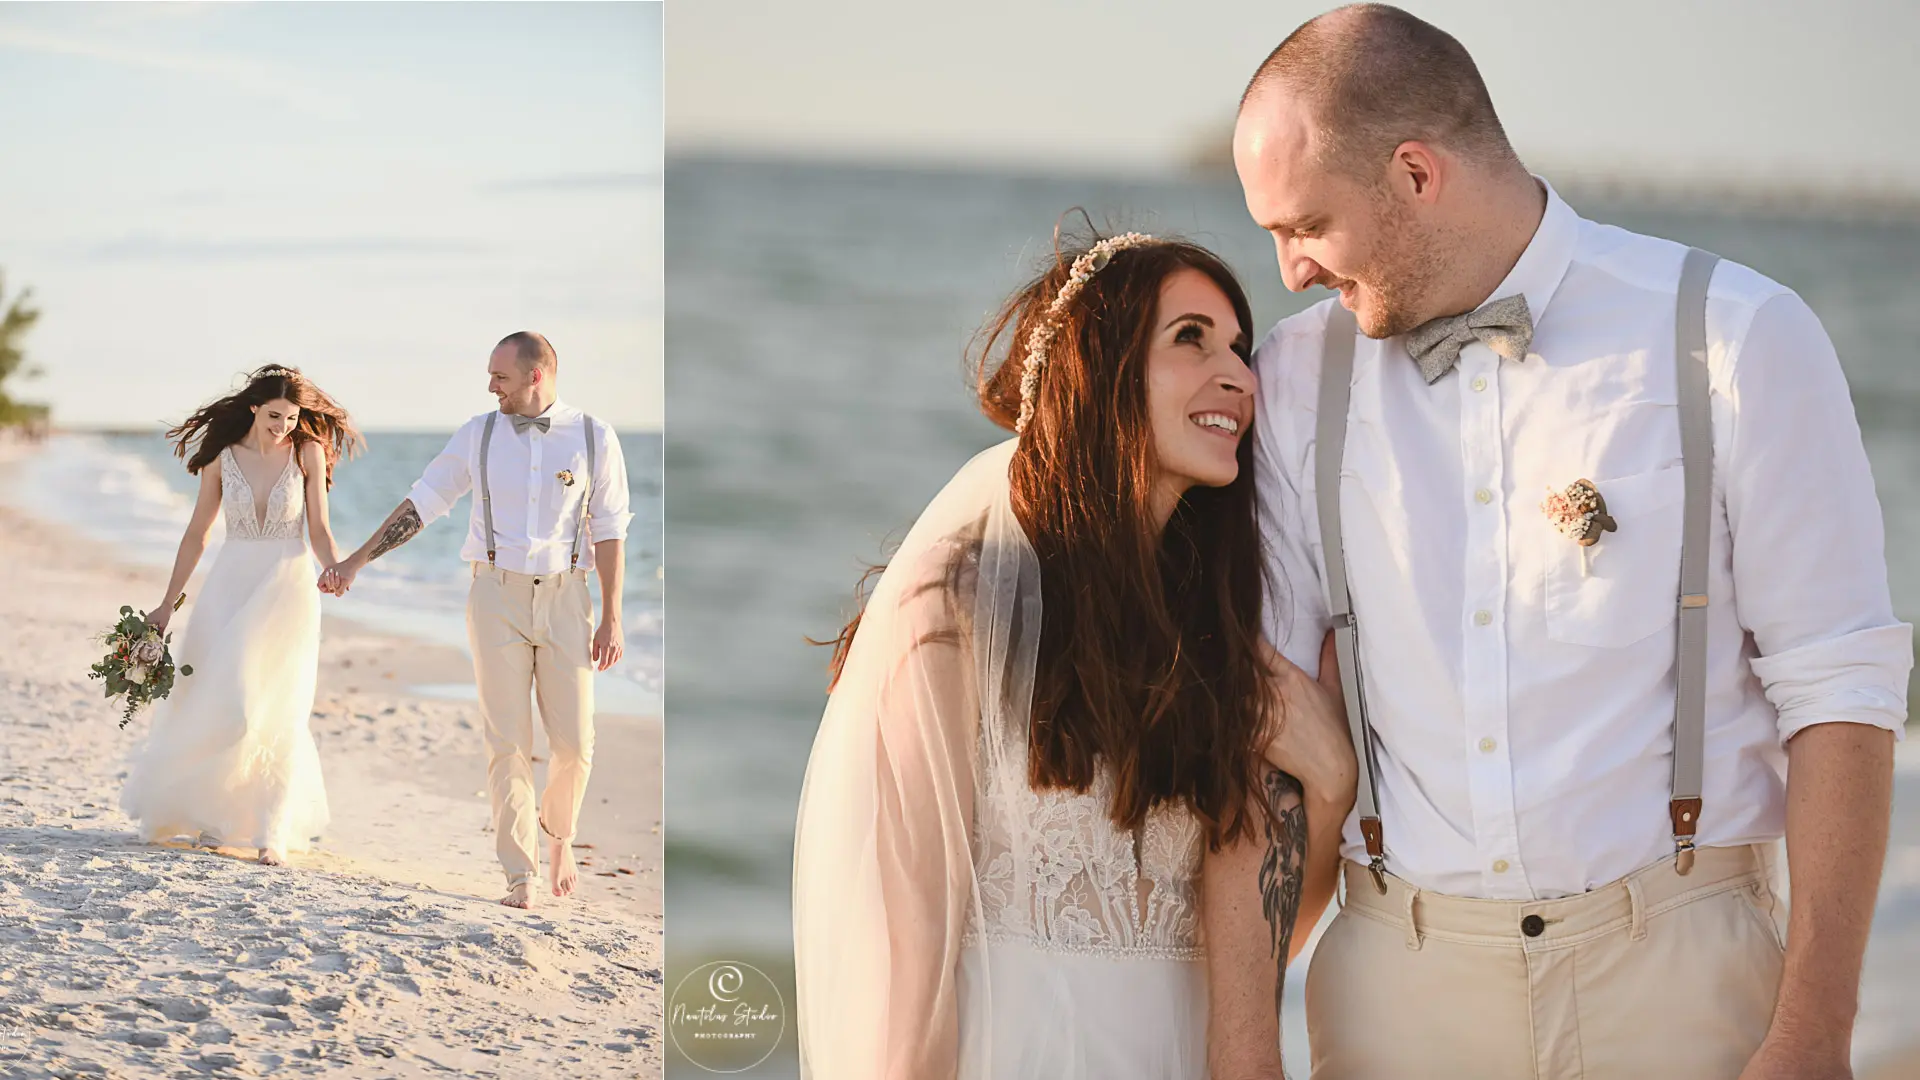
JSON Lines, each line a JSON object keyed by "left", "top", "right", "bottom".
{"left": 1484, "top": 175, "right": 1579, "bottom": 331}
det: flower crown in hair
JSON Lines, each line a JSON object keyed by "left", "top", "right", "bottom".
{"left": 1015, "top": 232, "right": 1159, "bottom": 434}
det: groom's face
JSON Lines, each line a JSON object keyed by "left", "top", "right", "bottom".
{"left": 488, "top": 345, "right": 537, "bottom": 412}
{"left": 1234, "top": 91, "right": 1436, "bottom": 338}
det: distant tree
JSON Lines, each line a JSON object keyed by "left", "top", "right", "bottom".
{"left": 0, "top": 271, "right": 48, "bottom": 433}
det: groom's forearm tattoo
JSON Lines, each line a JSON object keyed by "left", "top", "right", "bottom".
{"left": 367, "top": 501, "right": 423, "bottom": 562}
{"left": 1257, "top": 765, "right": 1308, "bottom": 1014}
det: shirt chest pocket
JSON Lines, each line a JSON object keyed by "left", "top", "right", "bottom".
{"left": 1542, "top": 463, "right": 1686, "bottom": 649}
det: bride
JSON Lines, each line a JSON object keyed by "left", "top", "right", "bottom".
{"left": 119, "top": 364, "right": 362, "bottom": 866}
{"left": 793, "top": 228, "right": 1357, "bottom": 1078}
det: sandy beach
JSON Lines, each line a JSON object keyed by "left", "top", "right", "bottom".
{"left": 0, "top": 441, "right": 663, "bottom": 1078}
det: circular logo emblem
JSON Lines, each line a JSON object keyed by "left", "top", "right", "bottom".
{"left": 668, "top": 960, "right": 785, "bottom": 1072}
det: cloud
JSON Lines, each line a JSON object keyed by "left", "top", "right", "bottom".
{"left": 0, "top": 23, "right": 351, "bottom": 120}
{"left": 478, "top": 172, "right": 664, "bottom": 195}
{"left": 85, "top": 235, "right": 492, "bottom": 262}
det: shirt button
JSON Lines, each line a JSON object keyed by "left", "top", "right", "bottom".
{"left": 1474, "top": 488, "right": 1493, "bottom": 504}
{"left": 1471, "top": 376, "right": 1488, "bottom": 392}
{"left": 1473, "top": 610, "right": 1492, "bottom": 626}
{"left": 1479, "top": 737, "right": 1497, "bottom": 753}
{"left": 1493, "top": 859, "right": 1510, "bottom": 874}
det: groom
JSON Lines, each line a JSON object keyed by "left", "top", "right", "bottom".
{"left": 1212, "top": 6, "right": 1911, "bottom": 1079}
{"left": 323, "top": 331, "right": 631, "bottom": 909}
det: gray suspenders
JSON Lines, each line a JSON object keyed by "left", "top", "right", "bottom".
{"left": 1314, "top": 309, "right": 1388, "bottom": 892}
{"left": 477, "top": 410, "right": 599, "bottom": 569}
{"left": 1669, "top": 246, "right": 1719, "bottom": 875}
{"left": 1314, "top": 247, "right": 1721, "bottom": 894}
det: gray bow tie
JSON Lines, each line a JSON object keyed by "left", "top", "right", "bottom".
{"left": 508, "top": 413, "right": 552, "bottom": 434}
{"left": 1403, "top": 294, "right": 1534, "bottom": 384}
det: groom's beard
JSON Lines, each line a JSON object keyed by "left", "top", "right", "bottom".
{"left": 1350, "top": 202, "right": 1450, "bottom": 340}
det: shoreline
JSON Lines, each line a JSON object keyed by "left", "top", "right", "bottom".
{"left": 0, "top": 436, "right": 664, "bottom": 1078}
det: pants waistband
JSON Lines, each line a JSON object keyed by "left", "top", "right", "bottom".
{"left": 471, "top": 563, "right": 588, "bottom": 586}
{"left": 1340, "top": 844, "right": 1776, "bottom": 948}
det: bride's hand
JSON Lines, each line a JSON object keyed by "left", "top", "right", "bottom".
{"left": 317, "top": 564, "right": 351, "bottom": 596}
{"left": 146, "top": 605, "right": 172, "bottom": 635}
{"left": 1260, "top": 629, "right": 1357, "bottom": 812}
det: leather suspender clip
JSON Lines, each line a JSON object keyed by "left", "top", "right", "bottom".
{"left": 1669, "top": 796, "right": 1702, "bottom": 875}
{"left": 1359, "top": 817, "right": 1388, "bottom": 894}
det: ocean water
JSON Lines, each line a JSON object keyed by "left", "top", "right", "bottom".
{"left": 8, "top": 427, "right": 663, "bottom": 715}
{"left": 666, "top": 157, "right": 1920, "bottom": 1075}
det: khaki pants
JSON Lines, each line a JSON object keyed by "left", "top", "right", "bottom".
{"left": 467, "top": 564, "right": 596, "bottom": 886}
{"left": 1305, "top": 845, "right": 1786, "bottom": 1079}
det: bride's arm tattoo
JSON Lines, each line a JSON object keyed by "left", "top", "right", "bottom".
{"left": 1258, "top": 765, "right": 1308, "bottom": 1013}
{"left": 367, "top": 501, "right": 423, "bottom": 562}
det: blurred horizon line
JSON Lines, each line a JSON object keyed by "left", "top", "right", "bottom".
{"left": 667, "top": 145, "right": 1920, "bottom": 223}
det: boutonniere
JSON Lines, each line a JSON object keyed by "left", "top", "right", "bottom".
{"left": 556, "top": 469, "right": 576, "bottom": 487}
{"left": 1541, "top": 478, "right": 1616, "bottom": 576}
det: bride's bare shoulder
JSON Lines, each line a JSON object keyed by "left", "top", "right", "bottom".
{"left": 296, "top": 438, "right": 325, "bottom": 474}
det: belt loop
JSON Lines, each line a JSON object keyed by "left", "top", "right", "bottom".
{"left": 1628, "top": 877, "right": 1648, "bottom": 942}
{"left": 1403, "top": 886, "right": 1422, "bottom": 951}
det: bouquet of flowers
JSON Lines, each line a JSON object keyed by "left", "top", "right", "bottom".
{"left": 89, "top": 599, "right": 193, "bottom": 728}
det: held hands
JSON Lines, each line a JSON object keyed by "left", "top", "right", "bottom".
{"left": 317, "top": 557, "right": 362, "bottom": 597}
{"left": 592, "top": 617, "right": 624, "bottom": 671}
{"left": 1260, "top": 629, "right": 1358, "bottom": 811}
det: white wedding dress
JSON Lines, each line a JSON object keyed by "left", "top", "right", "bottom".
{"left": 793, "top": 439, "right": 1209, "bottom": 1079}
{"left": 119, "top": 445, "right": 329, "bottom": 853}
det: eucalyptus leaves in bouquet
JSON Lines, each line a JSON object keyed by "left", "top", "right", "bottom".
{"left": 89, "top": 600, "right": 192, "bottom": 728}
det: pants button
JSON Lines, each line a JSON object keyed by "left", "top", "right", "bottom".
{"left": 1521, "top": 914, "right": 1546, "bottom": 937}
{"left": 534, "top": 578, "right": 542, "bottom": 585}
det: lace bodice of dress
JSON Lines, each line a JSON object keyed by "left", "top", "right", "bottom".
{"left": 220, "top": 445, "right": 306, "bottom": 542}
{"left": 966, "top": 759, "right": 1207, "bottom": 961}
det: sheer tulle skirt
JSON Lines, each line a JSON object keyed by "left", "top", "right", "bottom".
{"left": 956, "top": 940, "right": 1209, "bottom": 1078}
{"left": 119, "top": 534, "right": 329, "bottom": 852}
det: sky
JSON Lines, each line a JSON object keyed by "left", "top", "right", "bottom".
{"left": 667, "top": 0, "right": 1918, "bottom": 193}
{"left": 0, "top": 1, "right": 663, "bottom": 431}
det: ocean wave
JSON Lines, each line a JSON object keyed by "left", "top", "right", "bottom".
{"left": 1, "top": 432, "right": 663, "bottom": 703}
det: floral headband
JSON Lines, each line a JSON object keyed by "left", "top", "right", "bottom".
{"left": 1015, "top": 231, "right": 1160, "bottom": 434}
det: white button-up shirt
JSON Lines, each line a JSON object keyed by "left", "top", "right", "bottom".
{"left": 407, "top": 399, "right": 632, "bottom": 576}
{"left": 1253, "top": 179, "right": 1912, "bottom": 900}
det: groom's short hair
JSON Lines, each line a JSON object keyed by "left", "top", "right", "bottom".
{"left": 498, "top": 331, "right": 558, "bottom": 375}
{"left": 1241, "top": 4, "right": 1516, "bottom": 180}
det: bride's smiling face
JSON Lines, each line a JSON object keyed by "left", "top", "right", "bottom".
{"left": 1146, "top": 268, "right": 1255, "bottom": 509}
{"left": 249, "top": 398, "right": 300, "bottom": 445}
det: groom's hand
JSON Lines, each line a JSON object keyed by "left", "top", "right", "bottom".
{"left": 592, "top": 617, "right": 623, "bottom": 671}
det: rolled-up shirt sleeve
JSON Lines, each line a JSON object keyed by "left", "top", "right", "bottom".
{"left": 407, "top": 421, "right": 475, "bottom": 525}
{"left": 586, "top": 420, "right": 633, "bottom": 544}
{"left": 1725, "top": 290, "right": 1913, "bottom": 744}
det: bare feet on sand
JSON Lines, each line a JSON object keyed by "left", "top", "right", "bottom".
{"left": 257, "top": 847, "right": 286, "bottom": 866}
{"left": 501, "top": 879, "right": 536, "bottom": 909}
{"left": 549, "top": 836, "right": 579, "bottom": 898}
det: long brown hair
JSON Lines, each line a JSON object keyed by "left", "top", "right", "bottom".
{"left": 821, "top": 224, "right": 1281, "bottom": 850}
{"left": 166, "top": 364, "right": 364, "bottom": 488}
